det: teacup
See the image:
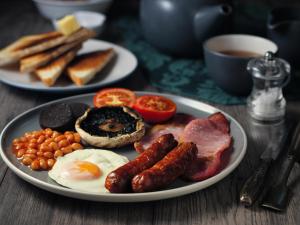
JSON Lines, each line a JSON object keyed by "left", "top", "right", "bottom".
{"left": 203, "top": 34, "right": 278, "bottom": 96}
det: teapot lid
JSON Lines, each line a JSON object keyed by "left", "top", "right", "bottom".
{"left": 247, "top": 52, "right": 290, "bottom": 80}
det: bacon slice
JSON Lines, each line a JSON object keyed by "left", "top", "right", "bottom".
{"left": 209, "top": 112, "right": 230, "bottom": 133}
{"left": 182, "top": 113, "right": 232, "bottom": 181}
{"left": 134, "top": 114, "right": 194, "bottom": 153}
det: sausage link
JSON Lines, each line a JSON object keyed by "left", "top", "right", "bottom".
{"left": 105, "top": 134, "right": 178, "bottom": 193}
{"left": 131, "top": 142, "right": 197, "bottom": 193}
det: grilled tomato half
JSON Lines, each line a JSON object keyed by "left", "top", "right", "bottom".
{"left": 133, "top": 95, "right": 176, "bottom": 123}
{"left": 93, "top": 88, "right": 136, "bottom": 108}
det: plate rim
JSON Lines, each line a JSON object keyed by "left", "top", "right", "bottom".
{"left": 0, "top": 39, "right": 138, "bottom": 93}
{"left": 0, "top": 92, "right": 247, "bottom": 202}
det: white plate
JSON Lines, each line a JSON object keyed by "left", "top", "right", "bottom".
{"left": 0, "top": 39, "right": 137, "bottom": 93}
{"left": 0, "top": 92, "right": 247, "bottom": 202}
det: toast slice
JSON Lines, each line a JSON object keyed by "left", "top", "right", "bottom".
{"left": 0, "top": 28, "right": 95, "bottom": 67}
{"left": 20, "top": 40, "right": 82, "bottom": 73}
{"left": 1, "top": 31, "right": 62, "bottom": 53}
{"left": 67, "top": 48, "right": 115, "bottom": 86}
{"left": 35, "top": 45, "right": 81, "bottom": 86}
{"left": 19, "top": 27, "right": 95, "bottom": 73}
{"left": 0, "top": 31, "right": 62, "bottom": 66}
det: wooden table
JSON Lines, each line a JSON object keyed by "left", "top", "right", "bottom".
{"left": 1, "top": 1, "right": 300, "bottom": 225}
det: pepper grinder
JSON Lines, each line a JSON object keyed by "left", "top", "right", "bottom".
{"left": 247, "top": 52, "right": 291, "bottom": 122}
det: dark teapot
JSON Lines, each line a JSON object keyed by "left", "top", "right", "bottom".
{"left": 268, "top": 7, "right": 300, "bottom": 69}
{"left": 140, "top": 0, "right": 233, "bottom": 57}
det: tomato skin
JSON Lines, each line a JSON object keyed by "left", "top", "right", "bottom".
{"left": 133, "top": 95, "right": 176, "bottom": 123}
{"left": 93, "top": 88, "right": 136, "bottom": 108}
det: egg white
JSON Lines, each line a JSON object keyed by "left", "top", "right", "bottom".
{"left": 48, "top": 149, "right": 129, "bottom": 193}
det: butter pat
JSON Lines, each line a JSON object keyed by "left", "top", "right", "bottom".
{"left": 57, "top": 15, "right": 80, "bottom": 36}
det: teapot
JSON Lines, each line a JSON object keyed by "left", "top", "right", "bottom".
{"left": 140, "top": 0, "right": 233, "bottom": 57}
{"left": 268, "top": 7, "right": 300, "bottom": 69}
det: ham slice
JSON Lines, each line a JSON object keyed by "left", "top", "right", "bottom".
{"left": 182, "top": 113, "right": 232, "bottom": 181}
{"left": 134, "top": 113, "right": 194, "bottom": 153}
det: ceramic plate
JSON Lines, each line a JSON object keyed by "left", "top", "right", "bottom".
{"left": 0, "top": 92, "right": 247, "bottom": 202}
{"left": 0, "top": 39, "right": 137, "bottom": 93}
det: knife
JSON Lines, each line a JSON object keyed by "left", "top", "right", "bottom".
{"left": 239, "top": 121, "right": 291, "bottom": 206}
{"left": 261, "top": 122, "right": 300, "bottom": 211}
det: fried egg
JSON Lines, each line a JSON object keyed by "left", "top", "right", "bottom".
{"left": 48, "top": 149, "right": 129, "bottom": 193}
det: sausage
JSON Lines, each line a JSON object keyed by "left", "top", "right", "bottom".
{"left": 105, "top": 133, "right": 178, "bottom": 193}
{"left": 131, "top": 142, "right": 197, "bottom": 193}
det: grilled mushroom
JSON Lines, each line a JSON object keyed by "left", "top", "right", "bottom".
{"left": 75, "top": 106, "right": 145, "bottom": 148}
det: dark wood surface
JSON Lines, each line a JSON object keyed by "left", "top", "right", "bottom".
{"left": 1, "top": 1, "right": 300, "bottom": 225}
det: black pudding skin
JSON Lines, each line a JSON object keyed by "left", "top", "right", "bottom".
{"left": 80, "top": 107, "right": 137, "bottom": 138}
{"left": 69, "top": 102, "right": 90, "bottom": 119}
{"left": 39, "top": 103, "right": 74, "bottom": 132}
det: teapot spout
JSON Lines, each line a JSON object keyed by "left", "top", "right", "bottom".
{"left": 194, "top": 4, "right": 232, "bottom": 44}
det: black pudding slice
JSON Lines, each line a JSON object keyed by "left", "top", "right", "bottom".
{"left": 80, "top": 107, "right": 137, "bottom": 138}
{"left": 69, "top": 102, "right": 90, "bottom": 119}
{"left": 39, "top": 103, "right": 75, "bottom": 132}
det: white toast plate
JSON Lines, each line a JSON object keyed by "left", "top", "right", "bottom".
{"left": 0, "top": 92, "right": 247, "bottom": 202}
{"left": 0, "top": 39, "right": 137, "bottom": 93}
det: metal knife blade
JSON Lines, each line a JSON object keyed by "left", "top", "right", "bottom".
{"left": 240, "top": 121, "right": 291, "bottom": 206}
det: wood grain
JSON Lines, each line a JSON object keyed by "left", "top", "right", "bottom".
{"left": 1, "top": 0, "right": 300, "bottom": 225}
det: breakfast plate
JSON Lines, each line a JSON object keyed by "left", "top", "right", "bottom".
{"left": 0, "top": 39, "right": 137, "bottom": 93}
{"left": 0, "top": 92, "right": 247, "bottom": 202}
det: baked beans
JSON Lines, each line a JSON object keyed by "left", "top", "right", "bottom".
{"left": 12, "top": 128, "right": 83, "bottom": 171}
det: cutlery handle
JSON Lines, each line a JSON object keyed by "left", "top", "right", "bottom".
{"left": 261, "top": 154, "right": 296, "bottom": 211}
{"left": 261, "top": 122, "right": 300, "bottom": 211}
{"left": 273, "top": 121, "right": 300, "bottom": 186}
{"left": 275, "top": 155, "right": 296, "bottom": 186}
{"left": 240, "top": 159, "right": 271, "bottom": 206}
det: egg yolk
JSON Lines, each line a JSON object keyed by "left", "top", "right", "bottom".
{"left": 61, "top": 161, "right": 102, "bottom": 180}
